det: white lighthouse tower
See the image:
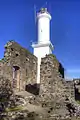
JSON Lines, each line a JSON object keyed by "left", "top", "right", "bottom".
{"left": 32, "top": 8, "right": 53, "bottom": 84}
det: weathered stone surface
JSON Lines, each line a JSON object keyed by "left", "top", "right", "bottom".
{"left": 1, "top": 41, "right": 80, "bottom": 120}
{"left": 27, "top": 55, "right": 70, "bottom": 118}
{"left": 25, "top": 55, "right": 80, "bottom": 119}
{"left": 0, "top": 40, "right": 37, "bottom": 91}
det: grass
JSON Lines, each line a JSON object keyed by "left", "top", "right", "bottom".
{"left": 6, "top": 106, "right": 23, "bottom": 112}
{"left": 0, "top": 98, "right": 7, "bottom": 102}
{"left": 49, "top": 54, "right": 56, "bottom": 58}
{"left": 49, "top": 54, "right": 59, "bottom": 62}
{"left": 76, "top": 100, "right": 80, "bottom": 104}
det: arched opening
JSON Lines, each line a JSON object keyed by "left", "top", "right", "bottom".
{"left": 12, "top": 66, "right": 20, "bottom": 90}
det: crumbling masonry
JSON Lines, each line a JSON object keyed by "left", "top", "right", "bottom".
{"left": 0, "top": 40, "right": 37, "bottom": 91}
{"left": 0, "top": 40, "right": 80, "bottom": 119}
{"left": 0, "top": 40, "right": 77, "bottom": 98}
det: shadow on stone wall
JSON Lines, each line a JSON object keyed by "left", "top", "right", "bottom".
{"left": 66, "top": 103, "right": 75, "bottom": 116}
{"left": 75, "top": 88, "right": 80, "bottom": 101}
{"left": 25, "top": 84, "right": 40, "bottom": 95}
{"left": 59, "top": 63, "right": 64, "bottom": 78}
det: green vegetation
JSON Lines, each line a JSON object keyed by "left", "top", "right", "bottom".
{"left": 0, "top": 57, "right": 7, "bottom": 62}
{"left": 49, "top": 54, "right": 57, "bottom": 58}
{"left": 76, "top": 100, "right": 80, "bottom": 104}
{"left": 6, "top": 106, "right": 23, "bottom": 112}
{"left": 49, "top": 54, "right": 59, "bottom": 62}
{"left": 0, "top": 98, "right": 7, "bottom": 102}
{"left": 0, "top": 58, "right": 4, "bottom": 62}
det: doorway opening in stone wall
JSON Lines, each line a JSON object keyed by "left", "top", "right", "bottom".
{"left": 13, "top": 66, "right": 20, "bottom": 91}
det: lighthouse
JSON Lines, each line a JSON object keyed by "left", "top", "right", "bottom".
{"left": 32, "top": 8, "right": 53, "bottom": 83}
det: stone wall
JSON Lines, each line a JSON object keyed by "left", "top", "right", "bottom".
{"left": 0, "top": 40, "right": 37, "bottom": 91}
{"left": 0, "top": 41, "right": 80, "bottom": 119}
{"left": 27, "top": 55, "right": 71, "bottom": 117}
{"left": 0, "top": 41, "right": 75, "bottom": 99}
{"left": 63, "top": 80, "right": 75, "bottom": 100}
{"left": 40, "top": 55, "right": 68, "bottom": 99}
{"left": 43, "top": 54, "right": 64, "bottom": 78}
{"left": 73, "top": 79, "right": 80, "bottom": 100}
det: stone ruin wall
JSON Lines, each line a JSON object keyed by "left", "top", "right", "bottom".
{"left": 40, "top": 55, "right": 66, "bottom": 100}
{"left": 73, "top": 79, "right": 80, "bottom": 101}
{"left": 28, "top": 55, "right": 75, "bottom": 119}
{"left": 1, "top": 41, "right": 80, "bottom": 119}
{"left": 40, "top": 55, "right": 75, "bottom": 101}
{"left": 64, "top": 80, "right": 75, "bottom": 100}
{"left": 0, "top": 40, "right": 37, "bottom": 91}
{"left": 64, "top": 79, "right": 80, "bottom": 101}
{"left": 0, "top": 40, "right": 77, "bottom": 101}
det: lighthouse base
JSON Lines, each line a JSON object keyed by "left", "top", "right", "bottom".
{"left": 32, "top": 42, "right": 53, "bottom": 58}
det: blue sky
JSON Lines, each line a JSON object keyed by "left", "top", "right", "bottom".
{"left": 0, "top": 0, "right": 80, "bottom": 79}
